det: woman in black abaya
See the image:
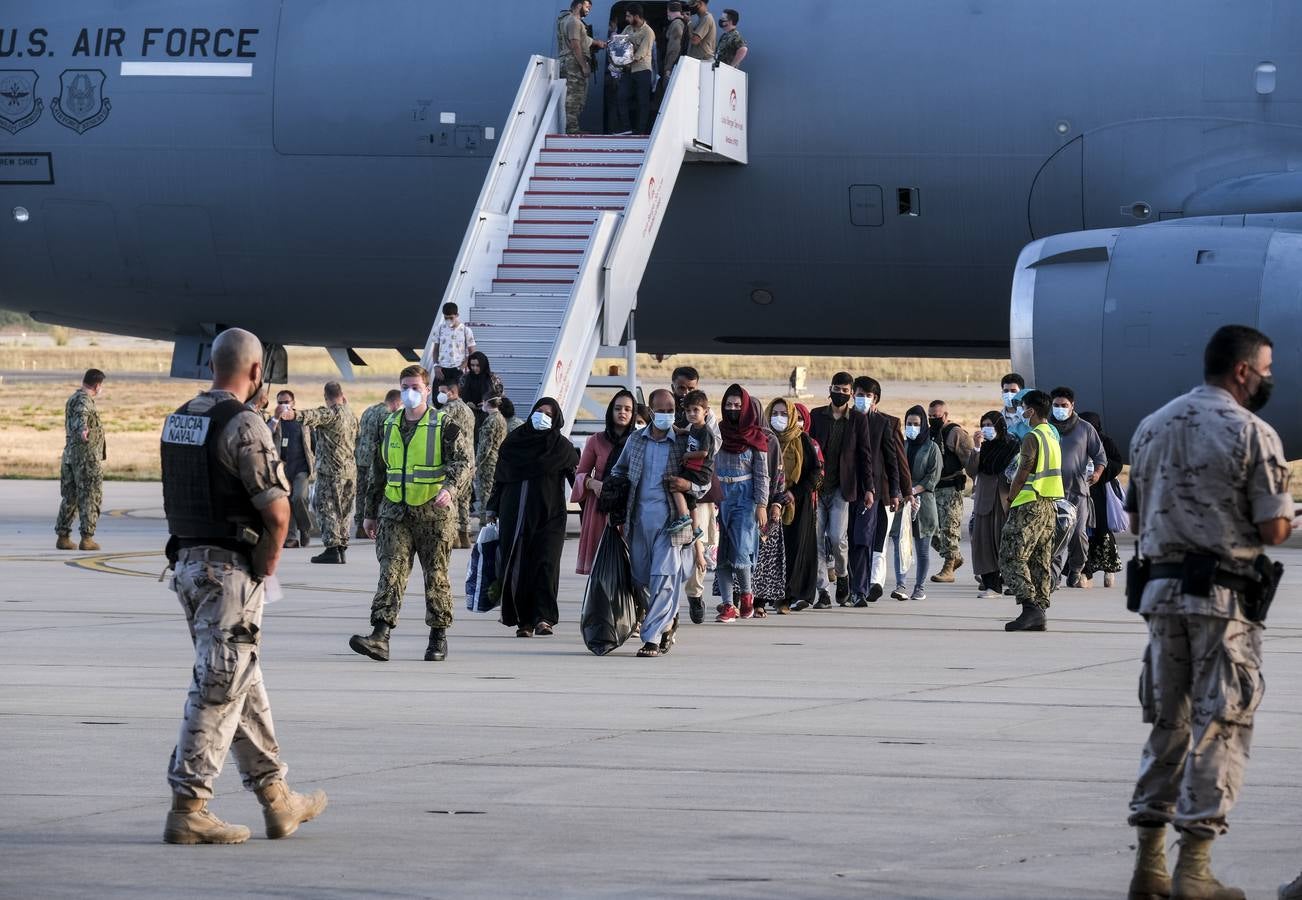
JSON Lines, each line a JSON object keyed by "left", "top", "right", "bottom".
{"left": 487, "top": 397, "right": 580, "bottom": 637}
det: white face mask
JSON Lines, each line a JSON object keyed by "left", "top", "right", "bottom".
{"left": 436, "top": 391, "right": 449, "bottom": 406}
{"left": 904, "top": 424, "right": 921, "bottom": 440}
{"left": 981, "top": 425, "right": 997, "bottom": 441}
{"left": 531, "top": 411, "right": 553, "bottom": 431}
{"left": 1052, "top": 406, "right": 1071, "bottom": 421}
{"left": 770, "top": 415, "right": 788, "bottom": 432}
{"left": 652, "top": 411, "right": 674, "bottom": 431}
{"left": 401, "top": 387, "right": 425, "bottom": 410}
{"left": 1002, "top": 391, "right": 1018, "bottom": 407}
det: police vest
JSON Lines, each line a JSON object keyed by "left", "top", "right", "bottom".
{"left": 556, "top": 12, "right": 577, "bottom": 64}
{"left": 1011, "top": 422, "right": 1066, "bottom": 508}
{"left": 383, "top": 408, "right": 448, "bottom": 506}
{"left": 160, "top": 397, "right": 262, "bottom": 542}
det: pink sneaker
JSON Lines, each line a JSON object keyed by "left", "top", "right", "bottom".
{"left": 715, "top": 604, "right": 739, "bottom": 623}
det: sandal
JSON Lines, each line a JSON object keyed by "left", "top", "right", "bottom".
{"left": 636, "top": 642, "right": 660, "bottom": 657}
{"left": 752, "top": 603, "right": 768, "bottom": 618}
{"left": 534, "top": 622, "right": 554, "bottom": 636}
{"left": 515, "top": 627, "right": 534, "bottom": 638}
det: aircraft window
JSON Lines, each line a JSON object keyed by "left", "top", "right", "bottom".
{"left": 897, "top": 188, "right": 920, "bottom": 217}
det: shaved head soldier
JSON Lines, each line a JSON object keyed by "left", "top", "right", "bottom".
{"left": 159, "top": 327, "right": 327, "bottom": 844}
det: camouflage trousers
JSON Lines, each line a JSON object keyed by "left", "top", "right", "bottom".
{"left": 370, "top": 510, "right": 454, "bottom": 629}
{"left": 998, "top": 497, "right": 1056, "bottom": 609}
{"left": 458, "top": 467, "right": 475, "bottom": 536}
{"left": 167, "top": 549, "right": 287, "bottom": 800}
{"left": 563, "top": 64, "right": 588, "bottom": 134}
{"left": 473, "top": 461, "right": 496, "bottom": 518}
{"left": 55, "top": 458, "right": 102, "bottom": 537}
{"left": 1129, "top": 613, "right": 1263, "bottom": 838}
{"left": 931, "top": 486, "right": 963, "bottom": 559}
{"left": 313, "top": 475, "right": 355, "bottom": 549}
{"left": 353, "top": 465, "right": 371, "bottom": 533}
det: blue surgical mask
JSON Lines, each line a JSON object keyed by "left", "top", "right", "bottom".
{"left": 652, "top": 411, "right": 674, "bottom": 431}
{"left": 531, "top": 411, "right": 553, "bottom": 431}
{"left": 853, "top": 395, "right": 870, "bottom": 413}
{"left": 981, "top": 425, "right": 997, "bottom": 441}
{"left": 1002, "top": 391, "right": 1017, "bottom": 407}
{"left": 904, "top": 424, "right": 921, "bottom": 440}
{"left": 770, "top": 415, "right": 789, "bottom": 432}
{"left": 1052, "top": 406, "right": 1071, "bottom": 422}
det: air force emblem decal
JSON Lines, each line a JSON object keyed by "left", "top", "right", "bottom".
{"left": 52, "top": 69, "right": 111, "bottom": 134}
{"left": 0, "top": 70, "right": 42, "bottom": 135}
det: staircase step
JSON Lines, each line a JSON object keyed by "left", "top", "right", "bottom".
{"left": 491, "top": 278, "right": 577, "bottom": 292}
{"left": 544, "top": 134, "right": 650, "bottom": 151}
{"left": 522, "top": 190, "right": 632, "bottom": 204}
{"left": 506, "top": 235, "right": 591, "bottom": 251}
{"left": 495, "top": 264, "right": 581, "bottom": 280}
{"left": 511, "top": 219, "right": 598, "bottom": 235}
{"left": 474, "top": 313, "right": 564, "bottom": 330}
{"left": 528, "top": 177, "right": 636, "bottom": 194}
{"left": 538, "top": 148, "right": 647, "bottom": 165}
{"left": 474, "top": 291, "right": 571, "bottom": 304}
{"left": 472, "top": 325, "right": 559, "bottom": 341}
{"left": 534, "top": 162, "right": 643, "bottom": 178}
{"left": 517, "top": 207, "right": 611, "bottom": 221}
{"left": 501, "top": 248, "right": 585, "bottom": 264}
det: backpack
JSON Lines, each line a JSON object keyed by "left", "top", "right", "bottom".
{"left": 934, "top": 422, "right": 967, "bottom": 491}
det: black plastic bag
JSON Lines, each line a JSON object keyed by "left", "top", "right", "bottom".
{"left": 581, "top": 523, "right": 639, "bottom": 656}
{"left": 597, "top": 474, "right": 630, "bottom": 525}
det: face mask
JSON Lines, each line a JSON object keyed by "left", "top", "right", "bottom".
{"left": 904, "top": 425, "right": 921, "bottom": 440}
{"left": 531, "top": 411, "right": 553, "bottom": 431}
{"left": 829, "top": 391, "right": 850, "bottom": 407}
{"left": 928, "top": 416, "right": 944, "bottom": 431}
{"left": 436, "top": 391, "right": 449, "bottom": 406}
{"left": 401, "top": 388, "right": 424, "bottom": 410}
{"left": 723, "top": 408, "right": 741, "bottom": 424}
{"left": 981, "top": 425, "right": 997, "bottom": 441}
{"left": 1052, "top": 406, "right": 1070, "bottom": 421}
{"left": 853, "top": 396, "right": 870, "bottom": 413}
{"left": 1002, "top": 391, "right": 1017, "bottom": 407}
{"left": 652, "top": 411, "right": 674, "bottom": 431}
{"left": 770, "top": 415, "right": 788, "bottom": 432}
{"left": 1247, "top": 373, "right": 1274, "bottom": 412}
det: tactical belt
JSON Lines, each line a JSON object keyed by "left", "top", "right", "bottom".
{"left": 176, "top": 537, "right": 252, "bottom": 556}
{"left": 176, "top": 546, "right": 249, "bottom": 566}
{"left": 1148, "top": 562, "right": 1256, "bottom": 595}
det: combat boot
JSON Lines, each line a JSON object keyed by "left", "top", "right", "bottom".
{"left": 1004, "top": 602, "right": 1047, "bottom": 632}
{"left": 349, "top": 624, "right": 391, "bottom": 661}
{"left": 1279, "top": 868, "right": 1302, "bottom": 899}
{"left": 930, "top": 557, "right": 957, "bottom": 583}
{"left": 311, "top": 546, "right": 344, "bottom": 564}
{"left": 1170, "top": 835, "right": 1244, "bottom": 900}
{"left": 79, "top": 535, "right": 100, "bottom": 551}
{"left": 55, "top": 534, "right": 75, "bottom": 550}
{"left": 461, "top": 531, "right": 475, "bottom": 550}
{"left": 355, "top": 523, "right": 367, "bottom": 540}
{"left": 163, "top": 794, "right": 251, "bottom": 845}
{"left": 951, "top": 553, "right": 964, "bottom": 573}
{"left": 254, "top": 780, "right": 328, "bottom": 839}
{"left": 1128, "top": 825, "right": 1171, "bottom": 900}
{"left": 424, "top": 627, "right": 448, "bottom": 661}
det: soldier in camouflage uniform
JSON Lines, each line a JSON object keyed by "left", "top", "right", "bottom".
{"left": 354, "top": 390, "right": 402, "bottom": 539}
{"left": 160, "top": 327, "right": 326, "bottom": 845}
{"left": 557, "top": 0, "right": 605, "bottom": 134}
{"left": 291, "top": 381, "right": 359, "bottom": 564}
{"left": 350, "top": 365, "right": 471, "bottom": 663}
{"left": 1124, "top": 326, "right": 1293, "bottom": 900}
{"left": 928, "top": 400, "right": 972, "bottom": 583}
{"left": 55, "top": 369, "right": 107, "bottom": 550}
{"left": 438, "top": 372, "right": 478, "bottom": 547}
{"left": 475, "top": 398, "right": 508, "bottom": 519}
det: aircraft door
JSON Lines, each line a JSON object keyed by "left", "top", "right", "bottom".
{"left": 1028, "top": 136, "right": 1083, "bottom": 239}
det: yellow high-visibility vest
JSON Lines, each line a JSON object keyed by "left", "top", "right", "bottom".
{"left": 382, "top": 408, "right": 447, "bottom": 506}
{"left": 1011, "top": 422, "right": 1065, "bottom": 508}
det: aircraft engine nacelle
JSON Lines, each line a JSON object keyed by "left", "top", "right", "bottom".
{"left": 1009, "top": 217, "right": 1302, "bottom": 457}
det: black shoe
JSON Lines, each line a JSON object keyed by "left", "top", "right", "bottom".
{"left": 813, "top": 589, "right": 833, "bottom": 609}
{"left": 851, "top": 595, "right": 869, "bottom": 608}
{"left": 349, "top": 624, "right": 391, "bottom": 661}
{"left": 1004, "top": 603, "right": 1047, "bottom": 632}
{"left": 791, "top": 599, "right": 812, "bottom": 611}
{"left": 311, "top": 546, "right": 345, "bottom": 564}
{"left": 688, "top": 597, "right": 704, "bottom": 625}
{"left": 423, "top": 627, "right": 447, "bottom": 661}
{"left": 835, "top": 576, "right": 849, "bottom": 604}
{"left": 866, "top": 584, "right": 883, "bottom": 603}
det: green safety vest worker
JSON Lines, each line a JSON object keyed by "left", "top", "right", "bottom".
{"left": 382, "top": 408, "right": 447, "bottom": 506}
{"left": 1011, "top": 421, "right": 1066, "bottom": 508}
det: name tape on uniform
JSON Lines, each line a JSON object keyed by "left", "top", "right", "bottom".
{"left": 162, "top": 414, "right": 211, "bottom": 445}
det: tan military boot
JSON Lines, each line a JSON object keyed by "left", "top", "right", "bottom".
{"left": 255, "top": 780, "right": 328, "bottom": 839}
{"left": 79, "top": 536, "right": 101, "bottom": 551}
{"left": 1171, "top": 835, "right": 1244, "bottom": 900}
{"left": 163, "top": 794, "right": 251, "bottom": 844}
{"left": 55, "top": 534, "right": 75, "bottom": 550}
{"left": 1128, "top": 825, "right": 1171, "bottom": 900}
{"left": 930, "top": 557, "right": 957, "bottom": 583}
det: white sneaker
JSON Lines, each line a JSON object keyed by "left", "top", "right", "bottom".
{"left": 977, "top": 588, "right": 1000, "bottom": 599}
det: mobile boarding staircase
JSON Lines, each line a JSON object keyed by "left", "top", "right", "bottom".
{"left": 421, "top": 55, "right": 748, "bottom": 436}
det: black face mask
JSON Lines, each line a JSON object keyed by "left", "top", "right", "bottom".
{"left": 723, "top": 408, "right": 741, "bottom": 425}
{"left": 829, "top": 391, "right": 850, "bottom": 407}
{"left": 929, "top": 416, "right": 944, "bottom": 431}
{"left": 1247, "top": 373, "right": 1274, "bottom": 412}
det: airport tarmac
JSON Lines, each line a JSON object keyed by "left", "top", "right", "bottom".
{"left": 3, "top": 480, "right": 1302, "bottom": 899}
